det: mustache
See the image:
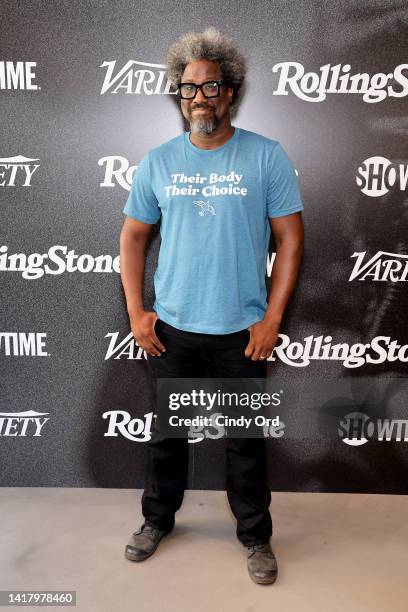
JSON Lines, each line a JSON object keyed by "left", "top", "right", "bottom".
{"left": 190, "top": 104, "right": 214, "bottom": 111}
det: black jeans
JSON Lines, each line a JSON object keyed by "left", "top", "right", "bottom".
{"left": 142, "top": 319, "right": 272, "bottom": 546}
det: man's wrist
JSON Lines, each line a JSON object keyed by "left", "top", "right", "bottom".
{"left": 127, "top": 306, "right": 145, "bottom": 320}
{"left": 263, "top": 312, "right": 282, "bottom": 328}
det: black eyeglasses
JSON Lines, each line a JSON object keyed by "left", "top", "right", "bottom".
{"left": 177, "top": 79, "right": 232, "bottom": 99}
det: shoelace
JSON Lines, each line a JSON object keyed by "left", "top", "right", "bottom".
{"left": 247, "top": 543, "right": 270, "bottom": 556}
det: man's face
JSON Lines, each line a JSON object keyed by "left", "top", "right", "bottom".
{"left": 179, "top": 60, "right": 233, "bottom": 135}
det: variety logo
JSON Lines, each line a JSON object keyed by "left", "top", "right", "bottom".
{"left": 0, "top": 333, "right": 48, "bottom": 356}
{"left": 105, "top": 332, "right": 145, "bottom": 360}
{"left": 99, "top": 155, "right": 135, "bottom": 190}
{"left": 272, "top": 62, "right": 408, "bottom": 103}
{"left": 0, "top": 245, "right": 120, "bottom": 279}
{"left": 339, "top": 412, "right": 408, "bottom": 445}
{"left": 100, "top": 60, "right": 177, "bottom": 95}
{"left": 349, "top": 251, "right": 408, "bottom": 281}
{"left": 356, "top": 156, "right": 408, "bottom": 196}
{"left": 0, "top": 156, "right": 40, "bottom": 186}
{"left": 0, "top": 61, "right": 39, "bottom": 90}
{"left": 0, "top": 410, "right": 49, "bottom": 436}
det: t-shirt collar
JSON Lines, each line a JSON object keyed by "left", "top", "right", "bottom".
{"left": 185, "top": 127, "right": 240, "bottom": 154}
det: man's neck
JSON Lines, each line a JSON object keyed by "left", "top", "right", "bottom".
{"left": 188, "top": 124, "right": 235, "bottom": 150}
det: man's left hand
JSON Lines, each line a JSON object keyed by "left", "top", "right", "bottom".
{"left": 244, "top": 320, "right": 280, "bottom": 361}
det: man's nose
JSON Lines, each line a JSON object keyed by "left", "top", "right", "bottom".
{"left": 194, "top": 87, "right": 207, "bottom": 103}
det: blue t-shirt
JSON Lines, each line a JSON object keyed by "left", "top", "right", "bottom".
{"left": 123, "top": 126, "right": 304, "bottom": 334}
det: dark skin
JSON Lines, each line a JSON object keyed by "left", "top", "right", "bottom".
{"left": 120, "top": 59, "right": 304, "bottom": 360}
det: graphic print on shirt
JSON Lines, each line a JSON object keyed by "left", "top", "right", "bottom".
{"left": 193, "top": 200, "right": 216, "bottom": 216}
{"left": 163, "top": 171, "right": 247, "bottom": 218}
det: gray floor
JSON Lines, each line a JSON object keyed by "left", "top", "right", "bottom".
{"left": 1, "top": 488, "right": 407, "bottom": 611}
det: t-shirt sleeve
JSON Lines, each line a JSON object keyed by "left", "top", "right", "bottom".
{"left": 266, "top": 142, "right": 304, "bottom": 218}
{"left": 122, "top": 152, "right": 161, "bottom": 224}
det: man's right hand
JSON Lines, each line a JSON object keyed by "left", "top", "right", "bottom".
{"left": 130, "top": 310, "right": 166, "bottom": 357}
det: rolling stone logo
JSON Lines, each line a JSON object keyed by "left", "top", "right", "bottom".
{"left": 0, "top": 245, "right": 119, "bottom": 279}
{"left": 356, "top": 156, "right": 408, "bottom": 196}
{"left": 272, "top": 62, "right": 408, "bottom": 102}
{"left": 105, "top": 332, "right": 408, "bottom": 368}
{"left": 0, "top": 245, "right": 275, "bottom": 279}
{"left": 103, "top": 410, "right": 154, "bottom": 442}
{"left": 100, "top": 60, "right": 177, "bottom": 95}
{"left": 99, "top": 155, "right": 135, "bottom": 190}
{"left": 349, "top": 252, "right": 408, "bottom": 282}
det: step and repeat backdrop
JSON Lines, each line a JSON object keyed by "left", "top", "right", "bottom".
{"left": 1, "top": 0, "right": 407, "bottom": 492}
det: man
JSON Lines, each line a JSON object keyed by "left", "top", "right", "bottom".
{"left": 120, "top": 27, "right": 304, "bottom": 585}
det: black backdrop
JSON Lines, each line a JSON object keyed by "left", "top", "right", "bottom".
{"left": 1, "top": 0, "right": 407, "bottom": 493}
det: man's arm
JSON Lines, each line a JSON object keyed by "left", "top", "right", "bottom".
{"left": 119, "top": 216, "right": 166, "bottom": 357}
{"left": 245, "top": 212, "right": 304, "bottom": 361}
{"left": 264, "top": 211, "right": 304, "bottom": 326}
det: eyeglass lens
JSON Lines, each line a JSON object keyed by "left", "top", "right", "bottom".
{"left": 180, "top": 81, "right": 220, "bottom": 98}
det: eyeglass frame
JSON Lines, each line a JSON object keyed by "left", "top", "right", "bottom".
{"left": 176, "top": 79, "right": 233, "bottom": 100}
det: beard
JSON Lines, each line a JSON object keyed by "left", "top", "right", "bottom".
{"left": 188, "top": 109, "right": 220, "bottom": 135}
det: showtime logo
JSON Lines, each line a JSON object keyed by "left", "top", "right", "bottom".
{"left": 0, "top": 410, "right": 49, "bottom": 436}
{"left": 0, "top": 332, "right": 48, "bottom": 356}
{"left": 100, "top": 60, "right": 177, "bottom": 95}
{"left": 272, "top": 62, "right": 408, "bottom": 103}
{"left": 356, "top": 156, "right": 408, "bottom": 196}
{"left": 0, "top": 245, "right": 120, "bottom": 279}
{"left": 349, "top": 251, "right": 408, "bottom": 282}
{"left": 339, "top": 412, "right": 408, "bottom": 445}
{"left": 105, "top": 332, "right": 408, "bottom": 368}
{"left": 0, "top": 156, "right": 40, "bottom": 186}
{"left": 0, "top": 61, "right": 39, "bottom": 90}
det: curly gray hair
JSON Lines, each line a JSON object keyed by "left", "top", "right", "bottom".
{"left": 165, "top": 27, "right": 247, "bottom": 117}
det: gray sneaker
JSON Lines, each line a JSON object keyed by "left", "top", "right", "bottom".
{"left": 246, "top": 542, "right": 278, "bottom": 585}
{"left": 125, "top": 523, "right": 171, "bottom": 562}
